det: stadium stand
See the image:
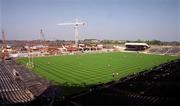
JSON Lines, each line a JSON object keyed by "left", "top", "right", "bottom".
{"left": 147, "top": 46, "right": 180, "bottom": 55}
{"left": 5, "top": 61, "right": 50, "bottom": 96}
{"left": 0, "top": 58, "right": 179, "bottom": 105}
{"left": 0, "top": 60, "right": 62, "bottom": 106}
{"left": 0, "top": 62, "right": 33, "bottom": 105}
{"left": 125, "top": 43, "right": 150, "bottom": 51}
{"left": 58, "top": 59, "right": 180, "bottom": 106}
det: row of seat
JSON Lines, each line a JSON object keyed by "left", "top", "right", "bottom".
{"left": 0, "top": 62, "right": 33, "bottom": 105}
{"left": 4, "top": 60, "right": 50, "bottom": 97}
{"left": 148, "top": 46, "right": 180, "bottom": 55}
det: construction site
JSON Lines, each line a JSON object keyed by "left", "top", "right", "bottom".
{"left": 0, "top": 25, "right": 180, "bottom": 106}
{"left": 0, "top": 0, "right": 180, "bottom": 105}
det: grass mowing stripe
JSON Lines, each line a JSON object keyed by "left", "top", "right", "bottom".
{"left": 35, "top": 62, "right": 83, "bottom": 83}
{"left": 18, "top": 52, "right": 177, "bottom": 85}
{"left": 35, "top": 61, "right": 113, "bottom": 83}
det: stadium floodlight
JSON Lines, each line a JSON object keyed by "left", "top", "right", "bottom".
{"left": 56, "top": 19, "right": 86, "bottom": 47}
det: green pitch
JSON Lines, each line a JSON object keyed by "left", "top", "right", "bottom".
{"left": 18, "top": 52, "right": 177, "bottom": 86}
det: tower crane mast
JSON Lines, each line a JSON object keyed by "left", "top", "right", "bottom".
{"left": 57, "top": 19, "right": 85, "bottom": 48}
{"left": 1, "top": 30, "right": 10, "bottom": 61}
{"left": 2, "top": 29, "right": 7, "bottom": 48}
{"left": 40, "top": 29, "right": 46, "bottom": 42}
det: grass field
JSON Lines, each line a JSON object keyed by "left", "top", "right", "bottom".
{"left": 18, "top": 52, "right": 177, "bottom": 86}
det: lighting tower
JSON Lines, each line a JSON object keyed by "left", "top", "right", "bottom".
{"left": 57, "top": 19, "right": 85, "bottom": 47}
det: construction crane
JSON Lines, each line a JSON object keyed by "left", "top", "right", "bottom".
{"left": 2, "top": 29, "right": 7, "bottom": 48}
{"left": 1, "top": 29, "right": 10, "bottom": 61}
{"left": 40, "top": 29, "right": 47, "bottom": 48}
{"left": 26, "top": 29, "right": 47, "bottom": 68}
{"left": 40, "top": 29, "right": 46, "bottom": 42}
{"left": 40, "top": 29, "right": 49, "bottom": 54}
{"left": 26, "top": 29, "right": 46, "bottom": 68}
{"left": 57, "top": 19, "right": 85, "bottom": 48}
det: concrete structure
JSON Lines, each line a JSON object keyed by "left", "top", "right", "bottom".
{"left": 125, "top": 43, "right": 150, "bottom": 51}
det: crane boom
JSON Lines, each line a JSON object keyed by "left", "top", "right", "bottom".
{"left": 56, "top": 22, "right": 85, "bottom": 26}
{"left": 56, "top": 19, "right": 86, "bottom": 48}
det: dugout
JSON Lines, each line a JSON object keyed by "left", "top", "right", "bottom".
{"left": 125, "top": 43, "right": 150, "bottom": 51}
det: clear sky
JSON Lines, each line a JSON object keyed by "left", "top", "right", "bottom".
{"left": 0, "top": 0, "right": 2, "bottom": 32}
{"left": 1, "top": 0, "right": 180, "bottom": 41}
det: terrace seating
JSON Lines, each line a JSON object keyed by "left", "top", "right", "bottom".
{"left": 4, "top": 60, "right": 50, "bottom": 97}
{"left": 0, "top": 60, "right": 57, "bottom": 105}
{"left": 0, "top": 62, "right": 34, "bottom": 105}
{"left": 147, "top": 46, "right": 180, "bottom": 55}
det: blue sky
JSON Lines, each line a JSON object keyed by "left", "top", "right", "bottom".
{"left": 1, "top": 0, "right": 180, "bottom": 41}
{"left": 0, "top": 0, "right": 2, "bottom": 32}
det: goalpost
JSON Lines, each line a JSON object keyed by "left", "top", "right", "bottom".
{"left": 26, "top": 50, "right": 34, "bottom": 68}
